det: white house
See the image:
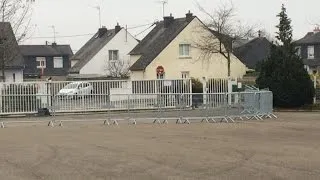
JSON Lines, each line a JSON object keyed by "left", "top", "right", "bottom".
{"left": 69, "top": 23, "right": 139, "bottom": 77}
{"left": 129, "top": 12, "right": 247, "bottom": 81}
{"left": 0, "top": 22, "right": 24, "bottom": 83}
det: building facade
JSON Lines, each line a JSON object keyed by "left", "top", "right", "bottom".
{"left": 69, "top": 24, "right": 139, "bottom": 78}
{"left": 129, "top": 12, "right": 247, "bottom": 81}
{"left": 294, "top": 28, "right": 320, "bottom": 74}
{"left": 19, "top": 43, "right": 73, "bottom": 80}
{"left": 0, "top": 22, "right": 24, "bottom": 83}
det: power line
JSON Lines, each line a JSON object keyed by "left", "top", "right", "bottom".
{"left": 127, "top": 22, "right": 156, "bottom": 30}
{"left": 134, "top": 23, "right": 157, "bottom": 37}
{"left": 28, "top": 21, "right": 158, "bottom": 40}
{"left": 29, "top": 33, "right": 95, "bottom": 39}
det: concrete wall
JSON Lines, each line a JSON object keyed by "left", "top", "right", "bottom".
{"left": 130, "top": 18, "right": 247, "bottom": 80}
{"left": 80, "top": 29, "right": 139, "bottom": 75}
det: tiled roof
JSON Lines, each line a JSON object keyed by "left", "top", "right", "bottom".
{"left": 129, "top": 17, "right": 195, "bottom": 71}
{"left": 0, "top": 22, "right": 24, "bottom": 69}
{"left": 233, "top": 37, "right": 272, "bottom": 69}
{"left": 294, "top": 32, "right": 320, "bottom": 45}
{"left": 69, "top": 28, "right": 118, "bottom": 73}
{"left": 19, "top": 44, "right": 73, "bottom": 56}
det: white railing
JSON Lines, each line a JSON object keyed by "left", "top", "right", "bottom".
{"left": 0, "top": 79, "right": 192, "bottom": 115}
{"left": 0, "top": 91, "right": 277, "bottom": 128}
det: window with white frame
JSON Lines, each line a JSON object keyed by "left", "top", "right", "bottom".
{"left": 181, "top": 71, "right": 190, "bottom": 79}
{"left": 36, "top": 57, "right": 46, "bottom": 69}
{"left": 308, "top": 46, "right": 314, "bottom": 59}
{"left": 179, "top": 44, "right": 191, "bottom": 57}
{"left": 109, "top": 50, "right": 119, "bottom": 61}
{"left": 295, "top": 46, "right": 301, "bottom": 57}
{"left": 53, "top": 57, "right": 63, "bottom": 68}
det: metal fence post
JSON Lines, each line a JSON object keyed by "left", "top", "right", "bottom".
{"left": 154, "top": 94, "right": 162, "bottom": 124}
{"left": 128, "top": 94, "right": 136, "bottom": 125}
{"left": 222, "top": 93, "right": 229, "bottom": 123}
{"left": 189, "top": 79, "right": 193, "bottom": 107}
{"left": 104, "top": 92, "right": 111, "bottom": 126}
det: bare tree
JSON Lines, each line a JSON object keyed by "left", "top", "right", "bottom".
{"left": 105, "top": 60, "right": 130, "bottom": 78}
{"left": 194, "top": 1, "right": 255, "bottom": 77}
{"left": 1, "top": 0, "right": 35, "bottom": 42}
{"left": 0, "top": 0, "right": 34, "bottom": 82}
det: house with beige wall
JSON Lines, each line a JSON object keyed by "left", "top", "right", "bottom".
{"left": 129, "top": 12, "right": 247, "bottom": 81}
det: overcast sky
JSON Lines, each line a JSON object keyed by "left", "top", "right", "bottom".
{"left": 22, "top": 0, "right": 320, "bottom": 53}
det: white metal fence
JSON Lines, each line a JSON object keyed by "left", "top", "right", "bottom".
{"left": 0, "top": 79, "right": 192, "bottom": 115}
{"left": 0, "top": 78, "right": 276, "bottom": 121}
{"left": 0, "top": 90, "right": 276, "bottom": 128}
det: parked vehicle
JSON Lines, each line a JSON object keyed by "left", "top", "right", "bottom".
{"left": 56, "top": 82, "right": 93, "bottom": 99}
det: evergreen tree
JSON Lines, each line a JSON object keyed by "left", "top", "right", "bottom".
{"left": 256, "top": 4, "right": 314, "bottom": 108}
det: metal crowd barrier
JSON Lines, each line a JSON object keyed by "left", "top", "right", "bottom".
{"left": 0, "top": 91, "right": 277, "bottom": 128}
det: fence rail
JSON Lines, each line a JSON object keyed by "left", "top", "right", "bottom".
{"left": 0, "top": 79, "right": 192, "bottom": 115}
{"left": 0, "top": 91, "right": 276, "bottom": 128}
{"left": 0, "top": 91, "right": 275, "bottom": 120}
{"left": 0, "top": 79, "right": 276, "bottom": 123}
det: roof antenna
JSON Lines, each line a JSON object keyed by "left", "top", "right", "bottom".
{"left": 92, "top": 5, "right": 102, "bottom": 28}
{"left": 49, "top": 25, "right": 56, "bottom": 43}
{"left": 156, "top": 0, "right": 168, "bottom": 17}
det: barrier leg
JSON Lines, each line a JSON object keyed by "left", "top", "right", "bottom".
{"left": 201, "top": 118, "right": 210, "bottom": 123}
{"left": 176, "top": 117, "right": 183, "bottom": 124}
{"left": 153, "top": 119, "right": 161, "bottom": 124}
{"left": 104, "top": 119, "right": 110, "bottom": 126}
{"left": 1, "top": 122, "right": 5, "bottom": 128}
{"left": 271, "top": 113, "right": 278, "bottom": 119}
{"left": 228, "top": 117, "right": 235, "bottom": 123}
{"left": 59, "top": 121, "right": 63, "bottom": 127}
{"left": 113, "top": 120, "right": 119, "bottom": 126}
{"left": 183, "top": 118, "right": 190, "bottom": 124}
{"left": 130, "top": 119, "right": 137, "bottom": 125}
{"left": 221, "top": 117, "right": 229, "bottom": 123}
{"left": 48, "top": 120, "right": 55, "bottom": 127}
{"left": 210, "top": 118, "right": 217, "bottom": 123}
{"left": 162, "top": 119, "right": 168, "bottom": 124}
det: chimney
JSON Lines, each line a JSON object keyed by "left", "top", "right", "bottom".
{"left": 186, "top": 10, "right": 193, "bottom": 22}
{"left": 163, "top": 13, "right": 174, "bottom": 28}
{"left": 314, "top": 26, "right": 320, "bottom": 33}
{"left": 306, "top": 32, "right": 314, "bottom": 37}
{"left": 98, "top": 26, "right": 108, "bottom": 38}
{"left": 258, "top": 30, "right": 262, "bottom": 37}
{"left": 52, "top": 42, "right": 57, "bottom": 46}
{"left": 115, "top": 23, "right": 121, "bottom": 34}
{"left": 45, "top": 41, "right": 48, "bottom": 45}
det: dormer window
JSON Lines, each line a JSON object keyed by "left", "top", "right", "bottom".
{"left": 308, "top": 46, "right": 314, "bottom": 59}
